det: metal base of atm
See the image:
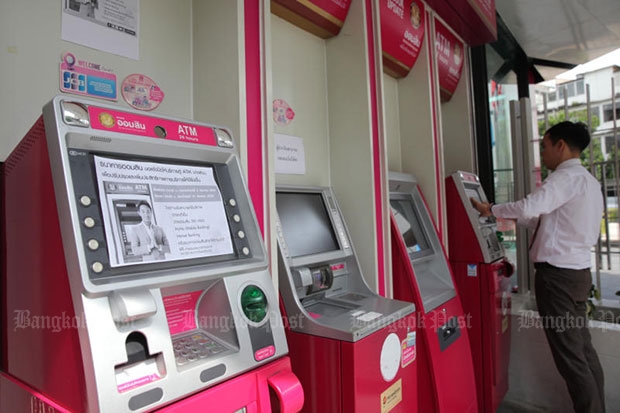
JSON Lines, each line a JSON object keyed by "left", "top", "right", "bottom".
{"left": 284, "top": 314, "right": 418, "bottom": 413}
{"left": 391, "top": 228, "right": 478, "bottom": 413}
{"left": 0, "top": 357, "right": 304, "bottom": 412}
{"left": 452, "top": 260, "right": 512, "bottom": 413}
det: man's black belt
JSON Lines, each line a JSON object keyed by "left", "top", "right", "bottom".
{"left": 534, "top": 262, "right": 589, "bottom": 271}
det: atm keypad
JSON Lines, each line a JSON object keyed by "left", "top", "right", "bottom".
{"left": 172, "top": 332, "right": 227, "bottom": 366}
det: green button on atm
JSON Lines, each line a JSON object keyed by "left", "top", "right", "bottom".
{"left": 241, "top": 285, "right": 268, "bottom": 323}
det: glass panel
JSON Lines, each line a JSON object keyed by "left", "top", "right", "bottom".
{"left": 486, "top": 46, "right": 519, "bottom": 291}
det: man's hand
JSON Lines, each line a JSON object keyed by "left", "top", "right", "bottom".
{"left": 470, "top": 197, "right": 493, "bottom": 217}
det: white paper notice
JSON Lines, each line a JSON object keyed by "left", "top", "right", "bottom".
{"left": 94, "top": 156, "right": 234, "bottom": 267}
{"left": 275, "top": 134, "right": 306, "bottom": 175}
{"left": 62, "top": 0, "right": 140, "bottom": 60}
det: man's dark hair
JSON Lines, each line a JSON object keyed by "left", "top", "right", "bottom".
{"left": 137, "top": 200, "right": 152, "bottom": 210}
{"left": 544, "top": 121, "right": 590, "bottom": 152}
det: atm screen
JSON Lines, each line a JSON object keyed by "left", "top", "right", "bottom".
{"left": 390, "top": 199, "right": 432, "bottom": 259}
{"left": 464, "top": 184, "right": 483, "bottom": 204}
{"left": 69, "top": 150, "right": 243, "bottom": 279}
{"left": 276, "top": 192, "right": 340, "bottom": 258}
{"left": 93, "top": 155, "right": 234, "bottom": 268}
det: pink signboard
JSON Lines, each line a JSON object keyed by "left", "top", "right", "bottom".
{"left": 466, "top": 0, "right": 496, "bottom": 36}
{"left": 434, "top": 20, "right": 464, "bottom": 102}
{"left": 272, "top": 0, "right": 352, "bottom": 38}
{"left": 88, "top": 106, "right": 217, "bottom": 146}
{"left": 380, "top": 0, "right": 425, "bottom": 78}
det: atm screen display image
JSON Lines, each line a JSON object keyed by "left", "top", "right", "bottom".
{"left": 111, "top": 199, "right": 143, "bottom": 263}
{"left": 464, "top": 185, "right": 483, "bottom": 205}
{"left": 276, "top": 191, "right": 340, "bottom": 257}
{"left": 390, "top": 198, "right": 432, "bottom": 259}
{"left": 93, "top": 155, "right": 235, "bottom": 268}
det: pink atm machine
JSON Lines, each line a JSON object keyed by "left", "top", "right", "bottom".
{"left": 445, "top": 171, "right": 513, "bottom": 413}
{"left": 0, "top": 96, "right": 303, "bottom": 412}
{"left": 275, "top": 186, "right": 418, "bottom": 412}
{"left": 388, "top": 172, "right": 478, "bottom": 413}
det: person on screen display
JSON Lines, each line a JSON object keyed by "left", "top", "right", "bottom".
{"left": 471, "top": 121, "right": 605, "bottom": 413}
{"left": 128, "top": 201, "right": 170, "bottom": 261}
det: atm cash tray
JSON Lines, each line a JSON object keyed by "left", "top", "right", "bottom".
{"left": 303, "top": 298, "right": 360, "bottom": 318}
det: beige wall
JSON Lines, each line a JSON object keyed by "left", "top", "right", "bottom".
{"left": 270, "top": 2, "right": 381, "bottom": 290}
{"left": 0, "top": 0, "right": 193, "bottom": 161}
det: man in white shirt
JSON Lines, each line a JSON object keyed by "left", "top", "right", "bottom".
{"left": 472, "top": 121, "right": 605, "bottom": 413}
{"left": 128, "top": 201, "right": 170, "bottom": 261}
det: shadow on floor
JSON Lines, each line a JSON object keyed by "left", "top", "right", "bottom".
{"left": 497, "top": 400, "right": 559, "bottom": 413}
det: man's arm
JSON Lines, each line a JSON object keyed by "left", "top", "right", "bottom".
{"left": 470, "top": 197, "right": 537, "bottom": 229}
{"left": 156, "top": 226, "right": 170, "bottom": 253}
{"left": 471, "top": 198, "right": 492, "bottom": 216}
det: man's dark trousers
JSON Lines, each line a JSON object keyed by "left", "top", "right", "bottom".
{"left": 534, "top": 262, "right": 605, "bottom": 413}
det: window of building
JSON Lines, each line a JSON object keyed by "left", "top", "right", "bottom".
{"left": 566, "top": 82, "right": 576, "bottom": 98}
{"left": 605, "top": 136, "right": 615, "bottom": 155}
{"left": 549, "top": 91, "right": 556, "bottom": 102}
{"left": 603, "top": 104, "right": 620, "bottom": 122}
{"left": 576, "top": 79, "right": 585, "bottom": 95}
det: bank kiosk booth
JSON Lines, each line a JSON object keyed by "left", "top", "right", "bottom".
{"left": 445, "top": 171, "right": 513, "bottom": 413}
{"left": 0, "top": 96, "right": 303, "bottom": 412}
{"left": 275, "top": 185, "right": 418, "bottom": 412}
{"left": 388, "top": 172, "right": 478, "bottom": 412}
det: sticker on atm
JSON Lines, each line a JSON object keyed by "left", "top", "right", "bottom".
{"left": 115, "top": 358, "right": 163, "bottom": 393}
{"left": 401, "top": 331, "right": 416, "bottom": 368}
{"left": 381, "top": 378, "right": 403, "bottom": 413}
{"left": 163, "top": 291, "right": 203, "bottom": 335}
{"left": 330, "top": 263, "right": 345, "bottom": 271}
{"left": 356, "top": 311, "right": 382, "bottom": 322}
{"left": 467, "top": 264, "right": 478, "bottom": 277}
{"left": 254, "top": 345, "right": 276, "bottom": 361}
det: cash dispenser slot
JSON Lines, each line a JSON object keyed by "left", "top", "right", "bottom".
{"left": 114, "top": 331, "right": 166, "bottom": 408}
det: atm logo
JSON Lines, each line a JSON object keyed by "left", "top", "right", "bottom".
{"left": 98, "top": 112, "right": 115, "bottom": 128}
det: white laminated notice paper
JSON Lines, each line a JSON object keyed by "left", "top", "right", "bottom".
{"left": 275, "top": 134, "right": 306, "bottom": 175}
{"left": 94, "top": 156, "right": 234, "bottom": 267}
{"left": 62, "top": 0, "right": 140, "bottom": 60}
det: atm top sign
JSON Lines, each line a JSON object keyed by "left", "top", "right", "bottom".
{"left": 434, "top": 19, "right": 465, "bottom": 103}
{"left": 381, "top": 0, "right": 425, "bottom": 79}
{"left": 88, "top": 106, "right": 217, "bottom": 146}
{"left": 272, "top": 0, "right": 352, "bottom": 39}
